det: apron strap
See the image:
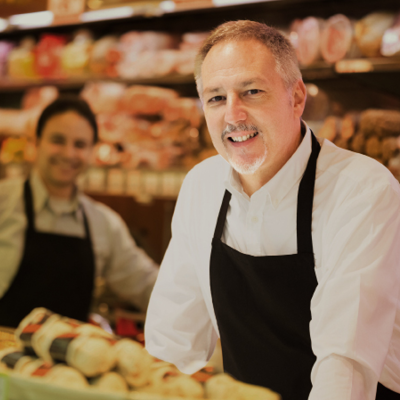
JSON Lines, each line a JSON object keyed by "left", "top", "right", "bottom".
{"left": 24, "top": 179, "right": 36, "bottom": 232}
{"left": 214, "top": 190, "right": 232, "bottom": 240}
{"left": 296, "top": 132, "right": 321, "bottom": 254}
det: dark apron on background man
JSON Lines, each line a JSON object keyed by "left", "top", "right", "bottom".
{"left": 210, "top": 133, "right": 398, "bottom": 400}
{"left": 0, "top": 179, "right": 95, "bottom": 328}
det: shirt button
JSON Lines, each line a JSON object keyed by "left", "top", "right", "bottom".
{"left": 251, "top": 216, "right": 258, "bottom": 224}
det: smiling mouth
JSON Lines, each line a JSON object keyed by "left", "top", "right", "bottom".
{"left": 228, "top": 132, "right": 258, "bottom": 143}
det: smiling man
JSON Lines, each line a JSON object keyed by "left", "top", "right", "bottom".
{"left": 0, "top": 95, "right": 158, "bottom": 328}
{"left": 145, "top": 21, "right": 400, "bottom": 400}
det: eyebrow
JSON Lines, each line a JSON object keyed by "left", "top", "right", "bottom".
{"left": 203, "top": 78, "right": 264, "bottom": 96}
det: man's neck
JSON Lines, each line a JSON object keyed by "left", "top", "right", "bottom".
{"left": 38, "top": 174, "right": 75, "bottom": 200}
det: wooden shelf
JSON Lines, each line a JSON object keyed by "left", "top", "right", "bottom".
{"left": 0, "top": 73, "right": 195, "bottom": 92}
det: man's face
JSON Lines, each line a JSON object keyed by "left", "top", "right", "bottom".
{"left": 36, "top": 111, "right": 94, "bottom": 189}
{"left": 201, "top": 39, "right": 305, "bottom": 179}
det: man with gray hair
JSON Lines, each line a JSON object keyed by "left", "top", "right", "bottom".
{"left": 145, "top": 20, "right": 400, "bottom": 400}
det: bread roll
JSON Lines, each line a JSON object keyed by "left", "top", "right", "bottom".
{"left": 115, "top": 339, "right": 154, "bottom": 387}
{"left": 142, "top": 362, "right": 204, "bottom": 398}
{"left": 49, "top": 333, "right": 117, "bottom": 377}
{"left": 0, "top": 348, "right": 33, "bottom": 372}
{"left": 19, "top": 358, "right": 88, "bottom": 389}
{"left": 205, "top": 373, "right": 280, "bottom": 400}
{"left": 355, "top": 12, "right": 396, "bottom": 57}
{"left": 90, "top": 371, "right": 128, "bottom": 392}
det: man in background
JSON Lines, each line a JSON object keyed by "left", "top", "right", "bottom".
{"left": 0, "top": 95, "right": 158, "bottom": 327}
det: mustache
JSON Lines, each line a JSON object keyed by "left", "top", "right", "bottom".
{"left": 221, "top": 123, "right": 259, "bottom": 140}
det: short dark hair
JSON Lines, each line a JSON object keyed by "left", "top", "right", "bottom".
{"left": 36, "top": 95, "right": 98, "bottom": 143}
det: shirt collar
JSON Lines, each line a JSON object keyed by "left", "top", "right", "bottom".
{"left": 30, "top": 169, "right": 81, "bottom": 217}
{"left": 224, "top": 122, "right": 312, "bottom": 209}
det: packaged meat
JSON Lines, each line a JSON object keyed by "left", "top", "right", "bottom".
{"left": 81, "top": 81, "right": 126, "bottom": 114}
{"left": 296, "top": 17, "right": 325, "bottom": 66}
{"left": 0, "top": 41, "right": 14, "bottom": 77}
{"left": 120, "top": 85, "right": 178, "bottom": 116}
{"left": 162, "top": 98, "right": 203, "bottom": 127}
{"left": 61, "top": 30, "right": 93, "bottom": 77}
{"left": 355, "top": 12, "right": 396, "bottom": 57}
{"left": 34, "top": 34, "right": 67, "bottom": 79}
{"left": 8, "top": 37, "right": 37, "bottom": 79}
{"left": 320, "top": 14, "right": 361, "bottom": 63}
{"left": 114, "top": 338, "right": 154, "bottom": 387}
{"left": 89, "top": 371, "right": 128, "bottom": 392}
{"left": 89, "top": 35, "right": 119, "bottom": 77}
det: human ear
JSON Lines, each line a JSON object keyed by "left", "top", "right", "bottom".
{"left": 292, "top": 80, "right": 307, "bottom": 118}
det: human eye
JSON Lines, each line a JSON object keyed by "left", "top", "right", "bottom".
{"left": 75, "top": 140, "right": 89, "bottom": 149}
{"left": 207, "top": 95, "right": 225, "bottom": 104}
{"left": 246, "top": 89, "right": 263, "bottom": 96}
{"left": 50, "top": 134, "right": 65, "bottom": 144}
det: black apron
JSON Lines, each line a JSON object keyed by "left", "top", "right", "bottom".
{"left": 0, "top": 179, "right": 95, "bottom": 328}
{"left": 210, "top": 133, "right": 398, "bottom": 400}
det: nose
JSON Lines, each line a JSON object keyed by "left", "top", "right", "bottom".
{"left": 224, "top": 95, "right": 247, "bottom": 125}
{"left": 62, "top": 142, "right": 76, "bottom": 159}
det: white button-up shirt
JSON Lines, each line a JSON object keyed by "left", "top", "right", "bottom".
{"left": 145, "top": 126, "right": 400, "bottom": 400}
{"left": 0, "top": 170, "right": 159, "bottom": 312}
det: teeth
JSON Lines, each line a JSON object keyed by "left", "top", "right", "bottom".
{"left": 231, "top": 132, "right": 257, "bottom": 142}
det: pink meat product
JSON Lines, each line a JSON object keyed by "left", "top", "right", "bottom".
{"left": 320, "top": 14, "right": 360, "bottom": 63}
{"left": 296, "top": 17, "right": 325, "bottom": 66}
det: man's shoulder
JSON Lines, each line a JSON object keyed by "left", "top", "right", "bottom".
{"left": 318, "top": 139, "right": 398, "bottom": 194}
{"left": 79, "top": 193, "right": 124, "bottom": 228}
{"left": 0, "top": 177, "right": 25, "bottom": 203}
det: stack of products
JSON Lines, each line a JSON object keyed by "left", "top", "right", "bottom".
{"left": 0, "top": 307, "right": 280, "bottom": 400}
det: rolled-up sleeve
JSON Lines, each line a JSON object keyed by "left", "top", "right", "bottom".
{"left": 145, "top": 173, "right": 218, "bottom": 374}
{"left": 310, "top": 181, "right": 400, "bottom": 400}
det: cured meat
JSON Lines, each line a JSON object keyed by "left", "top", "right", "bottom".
{"left": 120, "top": 85, "right": 178, "bottom": 115}
{"left": 359, "top": 109, "right": 400, "bottom": 137}
{"left": 355, "top": 12, "right": 396, "bottom": 57}
{"left": 381, "top": 12, "right": 400, "bottom": 57}
{"left": 88, "top": 35, "right": 119, "bottom": 77}
{"left": 162, "top": 98, "right": 202, "bottom": 127}
{"left": 296, "top": 17, "right": 325, "bottom": 66}
{"left": 320, "top": 14, "right": 361, "bottom": 63}
{"left": 81, "top": 81, "right": 126, "bottom": 114}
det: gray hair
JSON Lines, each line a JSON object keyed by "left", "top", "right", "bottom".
{"left": 195, "top": 20, "right": 302, "bottom": 97}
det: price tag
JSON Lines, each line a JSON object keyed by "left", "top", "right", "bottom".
{"left": 107, "top": 168, "right": 125, "bottom": 194}
{"left": 0, "top": 373, "right": 9, "bottom": 400}
{"left": 161, "top": 172, "right": 178, "bottom": 197}
{"left": 126, "top": 170, "right": 142, "bottom": 196}
{"left": 143, "top": 172, "right": 160, "bottom": 196}
{"left": 86, "top": 167, "right": 106, "bottom": 193}
{"left": 335, "top": 59, "right": 373, "bottom": 73}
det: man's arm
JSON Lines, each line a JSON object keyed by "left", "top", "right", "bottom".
{"left": 100, "top": 207, "right": 159, "bottom": 312}
{"left": 144, "top": 172, "right": 218, "bottom": 374}
{"left": 310, "top": 181, "right": 400, "bottom": 400}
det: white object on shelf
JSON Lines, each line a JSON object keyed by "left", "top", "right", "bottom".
{"left": 107, "top": 168, "right": 125, "bottom": 195}
{"left": 86, "top": 168, "right": 107, "bottom": 193}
